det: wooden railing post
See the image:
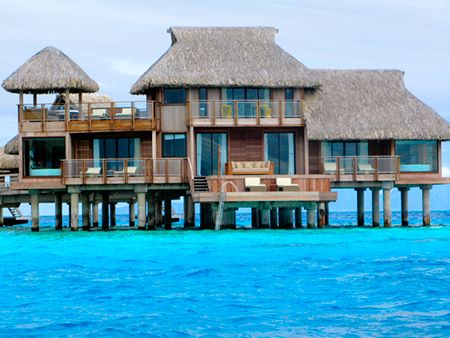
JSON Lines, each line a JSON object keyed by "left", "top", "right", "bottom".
{"left": 131, "top": 101, "right": 135, "bottom": 130}
{"left": 41, "top": 104, "right": 45, "bottom": 132}
{"left": 124, "top": 159, "right": 128, "bottom": 184}
{"left": 396, "top": 156, "right": 400, "bottom": 180}
{"left": 110, "top": 102, "right": 115, "bottom": 129}
{"left": 61, "top": 161, "right": 65, "bottom": 185}
{"left": 353, "top": 156, "right": 357, "bottom": 181}
{"left": 88, "top": 103, "right": 92, "bottom": 131}
{"left": 102, "top": 159, "right": 107, "bottom": 184}
{"left": 165, "top": 159, "right": 169, "bottom": 183}
{"left": 336, "top": 157, "right": 341, "bottom": 181}
{"left": 211, "top": 100, "right": 216, "bottom": 125}
{"left": 256, "top": 100, "right": 260, "bottom": 125}
{"left": 210, "top": 101, "right": 216, "bottom": 126}
{"left": 234, "top": 100, "right": 238, "bottom": 125}
{"left": 279, "top": 100, "right": 283, "bottom": 126}
{"left": 82, "top": 160, "right": 86, "bottom": 185}
{"left": 149, "top": 158, "right": 153, "bottom": 183}
{"left": 374, "top": 157, "right": 379, "bottom": 181}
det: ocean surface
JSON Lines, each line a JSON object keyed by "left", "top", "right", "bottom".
{"left": 0, "top": 211, "right": 449, "bottom": 336}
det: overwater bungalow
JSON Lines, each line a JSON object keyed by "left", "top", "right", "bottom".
{"left": 1, "top": 27, "right": 449, "bottom": 231}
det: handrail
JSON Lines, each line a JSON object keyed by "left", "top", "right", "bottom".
{"left": 186, "top": 157, "right": 195, "bottom": 192}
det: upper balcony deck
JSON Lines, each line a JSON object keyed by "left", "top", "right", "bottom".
{"left": 18, "top": 101, "right": 155, "bottom": 133}
{"left": 188, "top": 100, "right": 304, "bottom": 127}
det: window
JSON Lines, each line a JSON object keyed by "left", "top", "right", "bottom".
{"left": 322, "top": 141, "right": 368, "bottom": 157}
{"left": 264, "top": 133, "right": 295, "bottom": 174}
{"left": 396, "top": 140, "right": 437, "bottom": 172}
{"left": 222, "top": 87, "right": 271, "bottom": 117}
{"left": 163, "top": 134, "right": 187, "bottom": 157}
{"left": 163, "top": 88, "right": 186, "bottom": 104}
{"left": 196, "top": 133, "right": 227, "bottom": 176}
{"left": 24, "top": 138, "right": 65, "bottom": 176}
{"left": 285, "top": 88, "right": 294, "bottom": 117}
{"left": 93, "top": 138, "right": 141, "bottom": 171}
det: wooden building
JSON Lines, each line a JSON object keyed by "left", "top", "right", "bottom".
{"left": 1, "top": 27, "right": 449, "bottom": 231}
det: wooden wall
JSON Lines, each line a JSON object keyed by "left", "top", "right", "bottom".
{"left": 309, "top": 141, "right": 321, "bottom": 174}
{"left": 229, "top": 129, "right": 263, "bottom": 162}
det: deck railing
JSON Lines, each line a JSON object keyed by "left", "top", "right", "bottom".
{"left": 321, "top": 156, "right": 400, "bottom": 181}
{"left": 0, "top": 173, "right": 19, "bottom": 190}
{"left": 19, "top": 101, "right": 155, "bottom": 132}
{"left": 61, "top": 158, "right": 188, "bottom": 185}
{"left": 189, "top": 100, "right": 302, "bottom": 126}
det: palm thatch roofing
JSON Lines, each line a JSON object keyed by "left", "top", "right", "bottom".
{"left": 130, "top": 27, "right": 319, "bottom": 94}
{"left": 54, "top": 93, "right": 113, "bottom": 105}
{"left": 2, "top": 46, "right": 99, "bottom": 94}
{"left": 4, "top": 135, "right": 18, "bottom": 155}
{"left": 304, "top": 70, "right": 450, "bottom": 140}
{"left": 0, "top": 147, "right": 18, "bottom": 171}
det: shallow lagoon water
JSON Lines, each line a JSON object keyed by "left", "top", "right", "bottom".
{"left": 0, "top": 212, "right": 449, "bottom": 336}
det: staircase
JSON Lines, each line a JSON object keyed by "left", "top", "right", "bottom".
{"left": 8, "top": 207, "right": 24, "bottom": 219}
{"left": 193, "top": 176, "right": 209, "bottom": 192}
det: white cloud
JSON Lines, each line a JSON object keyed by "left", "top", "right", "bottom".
{"left": 442, "top": 166, "right": 450, "bottom": 177}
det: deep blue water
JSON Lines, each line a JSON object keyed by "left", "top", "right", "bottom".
{"left": 0, "top": 212, "right": 449, "bottom": 336}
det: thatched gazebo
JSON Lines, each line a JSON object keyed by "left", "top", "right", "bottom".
{"left": 2, "top": 46, "right": 99, "bottom": 107}
{"left": 130, "top": 27, "right": 319, "bottom": 95}
{"left": 4, "top": 135, "right": 18, "bottom": 155}
{"left": 0, "top": 147, "right": 18, "bottom": 173}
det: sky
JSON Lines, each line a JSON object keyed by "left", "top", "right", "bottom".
{"left": 0, "top": 0, "right": 449, "bottom": 214}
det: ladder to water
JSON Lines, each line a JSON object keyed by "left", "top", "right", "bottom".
{"left": 8, "top": 207, "right": 24, "bottom": 219}
{"left": 214, "top": 191, "right": 226, "bottom": 231}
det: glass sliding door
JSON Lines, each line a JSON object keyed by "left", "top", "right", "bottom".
{"left": 196, "top": 133, "right": 227, "bottom": 176}
{"left": 93, "top": 137, "right": 140, "bottom": 169}
{"left": 264, "top": 133, "right": 295, "bottom": 174}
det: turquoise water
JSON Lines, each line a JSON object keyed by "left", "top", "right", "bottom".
{"left": 0, "top": 212, "right": 449, "bottom": 336}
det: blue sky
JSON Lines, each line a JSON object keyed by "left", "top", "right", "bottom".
{"left": 0, "top": 0, "right": 449, "bottom": 213}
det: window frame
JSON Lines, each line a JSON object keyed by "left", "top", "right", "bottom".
{"left": 163, "top": 87, "right": 186, "bottom": 105}
{"left": 23, "top": 137, "right": 66, "bottom": 177}
{"left": 162, "top": 133, "right": 187, "bottom": 158}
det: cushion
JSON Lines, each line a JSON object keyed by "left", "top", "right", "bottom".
{"left": 245, "top": 177, "right": 261, "bottom": 186}
{"left": 276, "top": 177, "right": 292, "bottom": 186}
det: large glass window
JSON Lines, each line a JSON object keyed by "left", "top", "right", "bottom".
{"left": 163, "top": 134, "right": 187, "bottom": 158}
{"left": 93, "top": 138, "right": 140, "bottom": 170}
{"left": 264, "top": 133, "right": 295, "bottom": 174}
{"left": 396, "top": 140, "right": 438, "bottom": 172}
{"left": 285, "top": 88, "right": 294, "bottom": 117}
{"left": 163, "top": 88, "right": 186, "bottom": 104}
{"left": 24, "top": 138, "right": 65, "bottom": 176}
{"left": 196, "top": 133, "right": 227, "bottom": 176}
{"left": 221, "top": 87, "right": 271, "bottom": 118}
{"left": 321, "top": 141, "right": 368, "bottom": 157}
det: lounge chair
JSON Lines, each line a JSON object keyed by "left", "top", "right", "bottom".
{"left": 358, "top": 163, "right": 375, "bottom": 173}
{"left": 91, "top": 108, "right": 108, "bottom": 119}
{"left": 85, "top": 167, "right": 101, "bottom": 177}
{"left": 244, "top": 177, "right": 267, "bottom": 192}
{"left": 276, "top": 177, "right": 299, "bottom": 191}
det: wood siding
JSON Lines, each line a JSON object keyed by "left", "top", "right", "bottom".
{"left": 229, "top": 129, "right": 263, "bottom": 162}
{"left": 309, "top": 141, "right": 321, "bottom": 174}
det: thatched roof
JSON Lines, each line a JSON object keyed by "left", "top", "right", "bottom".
{"left": 4, "top": 135, "right": 18, "bottom": 155}
{"left": 2, "top": 46, "right": 99, "bottom": 94}
{"left": 130, "top": 27, "right": 319, "bottom": 94}
{"left": 304, "top": 70, "right": 450, "bottom": 140}
{"left": 54, "top": 93, "right": 113, "bottom": 105}
{"left": 0, "top": 147, "right": 18, "bottom": 170}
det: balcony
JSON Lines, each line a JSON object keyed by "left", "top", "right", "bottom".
{"left": 321, "top": 156, "right": 399, "bottom": 182}
{"left": 19, "top": 101, "right": 155, "bottom": 133}
{"left": 188, "top": 100, "right": 303, "bottom": 127}
{"left": 62, "top": 158, "right": 188, "bottom": 185}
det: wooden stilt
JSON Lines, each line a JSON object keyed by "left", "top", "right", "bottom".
{"left": 110, "top": 202, "right": 116, "bottom": 227}
{"left": 31, "top": 192, "right": 39, "bottom": 231}
{"left": 0, "top": 207, "right": 3, "bottom": 227}
{"left": 295, "top": 207, "right": 302, "bottom": 228}
{"left": 164, "top": 198, "right": 172, "bottom": 230}
{"left": 102, "top": 192, "right": 109, "bottom": 230}
{"left": 270, "top": 208, "right": 278, "bottom": 228}
{"left": 147, "top": 193, "right": 155, "bottom": 230}
{"left": 356, "top": 188, "right": 365, "bottom": 226}
{"left": 307, "top": 207, "right": 316, "bottom": 228}
{"left": 92, "top": 201, "right": 99, "bottom": 227}
{"left": 70, "top": 192, "right": 79, "bottom": 231}
{"left": 129, "top": 198, "right": 136, "bottom": 227}
{"left": 137, "top": 192, "right": 146, "bottom": 230}
{"left": 400, "top": 187, "right": 409, "bottom": 226}
{"left": 55, "top": 193, "right": 63, "bottom": 230}
{"left": 184, "top": 195, "right": 195, "bottom": 228}
{"left": 371, "top": 188, "right": 380, "bottom": 227}
{"left": 155, "top": 198, "right": 162, "bottom": 228}
{"left": 81, "top": 193, "right": 90, "bottom": 231}
{"left": 383, "top": 187, "right": 392, "bottom": 227}
{"left": 421, "top": 185, "right": 431, "bottom": 226}
{"left": 261, "top": 209, "right": 270, "bottom": 228}
{"left": 318, "top": 202, "right": 326, "bottom": 228}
